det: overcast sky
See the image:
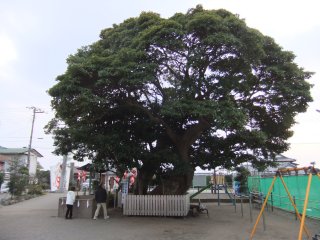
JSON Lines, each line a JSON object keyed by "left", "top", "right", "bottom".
{"left": 0, "top": 0, "right": 319, "bottom": 170}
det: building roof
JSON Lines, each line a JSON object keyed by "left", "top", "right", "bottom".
{"left": 274, "top": 154, "right": 296, "bottom": 163}
{"left": 0, "top": 146, "right": 43, "bottom": 157}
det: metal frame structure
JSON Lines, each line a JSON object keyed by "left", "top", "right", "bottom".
{"left": 250, "top": 167, "right": 320, "bottom": 240}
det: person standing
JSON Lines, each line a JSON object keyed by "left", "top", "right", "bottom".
{"left": 65, "top": 186, "right": 76, "bottom": 219}
{"left": 93, "top": 183, "right": 109, "bottom": 220}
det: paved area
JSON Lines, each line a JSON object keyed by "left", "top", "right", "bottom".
{"left": 0, "top": 192, "right": 319, "bottom": 240}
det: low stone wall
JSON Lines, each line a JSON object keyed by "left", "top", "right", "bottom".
{"left": 58, "top": 195, "right": 97, "bottom": 219}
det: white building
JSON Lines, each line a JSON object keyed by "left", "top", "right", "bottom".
{"left": 0, "top": 146, "right": 43, "bottom": 178}
{"left": 241, "top": 154, "right": 298, "bottom": 176}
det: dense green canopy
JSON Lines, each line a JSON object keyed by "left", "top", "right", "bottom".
{"left": 47, "top": 6, "right": 312, "bottom": 194}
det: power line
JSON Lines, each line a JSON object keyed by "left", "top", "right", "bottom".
{"left": 290, "top": 142, "right": 320, "bottom": 145}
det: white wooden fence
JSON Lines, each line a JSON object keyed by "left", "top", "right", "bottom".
{"left": 123, "top": 194, "right": 190, "bottom": 216}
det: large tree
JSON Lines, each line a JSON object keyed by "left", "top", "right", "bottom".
{"left": 47, "top": 6, "right": 312, "bottom": 194}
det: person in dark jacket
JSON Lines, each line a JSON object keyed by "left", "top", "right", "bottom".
{"left": 93, "top": 183, "right": 109, "bottom": 220}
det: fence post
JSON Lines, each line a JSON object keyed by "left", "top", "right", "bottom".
{"left": 240, "top": 195, "right": 243, "bottom": 217}
{"left": 261, "top": 193, "right": 266, "bottom": 231}
{"left": 293, "top": 196, "right": 297, "bottom": 221}
{"left": 271, "top": 192, "right": 273, "bottom": 212}
{"left": 249, "top": 192, "right": 253, "bottom": 222}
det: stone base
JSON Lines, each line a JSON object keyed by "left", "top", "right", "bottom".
{"left": 58, "top": 195, "right": 99, "bottom": 219}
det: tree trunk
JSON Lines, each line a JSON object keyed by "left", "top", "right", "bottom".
{"left": 134, "top": 164, "right": 157, "bottom": 195}
{"left": 151, "top": 169, "right": 194, "bottom": 195}
{"left": 151, "top": 144, "right": 194, "bottom": 195}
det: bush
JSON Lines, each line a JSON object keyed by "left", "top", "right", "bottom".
{"left": 8, "top": 164, "right": 29, "bottom": 196}
{"left": 28, "top": 184, "right": 43, "bottom": 195}
{"left": 234, "top": 167, "right": 250, "bottom": 195}
{"left": 40, "top": 183, "right": 50, "bottom": 190}
{"left": 225, "top": 175, "right": 233, "bottom": 186}
{"left": 36, "top": 170, "right": 50, "bottom": 189}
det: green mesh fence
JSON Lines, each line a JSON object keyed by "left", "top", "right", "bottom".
{"left": 248, "top": 175, "right": 320, "bottom": 219}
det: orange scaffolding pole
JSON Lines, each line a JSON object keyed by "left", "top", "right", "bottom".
{"left": 249, "top": 167, "right": 319, "bottom": 239}
{"left": 249, "top": 175, "right": 277, "bottom": 240}
{"left": 278, "top": 167, "right": 310, "bottom": 173}
{"left": 279, "top": 174, "right": 310, "bottom": 238}
{"left": 298, "top": 173, "right": 313, "bottom": 240}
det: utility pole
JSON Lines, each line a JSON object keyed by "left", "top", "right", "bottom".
{"left": 27, "top": 107, "right": 44, "bottom": 173}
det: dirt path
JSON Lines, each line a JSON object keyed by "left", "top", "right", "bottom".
{"left": 0, "top": 193, "right": 319, "bottom": 240}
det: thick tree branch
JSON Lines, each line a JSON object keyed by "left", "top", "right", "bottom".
{"left": 181, "top": 117, "right": 211, "bottom": 146}
{"left": 125, "top": 100, "right": 180, "bottom": 144}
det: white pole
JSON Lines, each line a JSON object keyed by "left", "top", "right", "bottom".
{"left": 59, "top": 155, "right": 68, "bottom": 192}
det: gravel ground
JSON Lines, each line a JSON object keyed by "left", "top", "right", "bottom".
{"left": 0, "top": 192, "right": 319, "bottom": 240}
{"left": 0, "top": 193, "right": 10, "bottom": 201}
